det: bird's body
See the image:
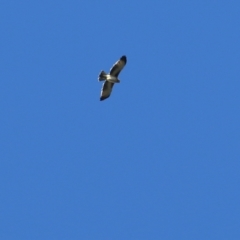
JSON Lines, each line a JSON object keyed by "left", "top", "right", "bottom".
{"left": 98, "top": 55, "right": 127, "bottom": 101}
{"left": 99, "top": 73, "right": 120, "bottom": 83}
{"left": 106, "top": 75, "right": 120, "bottom": 83}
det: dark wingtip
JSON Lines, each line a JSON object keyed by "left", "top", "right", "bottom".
{"left": 120, "top": 55, "right": 127, "bottom": 63}
{"left": 100, "top": 96, "right": 109, "bottom": 101}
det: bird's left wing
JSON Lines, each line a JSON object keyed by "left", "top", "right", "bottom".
{"left": 100, "top": 81, "right": 114, "bottom": 101}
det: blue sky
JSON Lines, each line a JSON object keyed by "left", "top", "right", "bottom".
{"left": 0, "top": 0, "right": 240, "bottom": 239}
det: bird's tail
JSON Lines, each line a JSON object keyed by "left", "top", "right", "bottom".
{"left": 98, "top": 71, "right": 107, "bottom": 81}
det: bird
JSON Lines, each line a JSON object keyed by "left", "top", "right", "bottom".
{"left": 98, "top": 55, "right": 127, "bottom": 101}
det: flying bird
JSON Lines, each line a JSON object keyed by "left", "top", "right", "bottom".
{"left": 98, "top": 55, "right": 127, "bottom": 101}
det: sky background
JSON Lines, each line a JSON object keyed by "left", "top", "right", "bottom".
{"left": 0, "top": 0, "right": 240, "bottom": 239}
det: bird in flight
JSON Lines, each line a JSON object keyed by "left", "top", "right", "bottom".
{"left": 98, "top": 55, "right": 127, "bottom": 101}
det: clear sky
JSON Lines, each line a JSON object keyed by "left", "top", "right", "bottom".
{"left": 0, "top": 1, "right": 240, "bottom": 239}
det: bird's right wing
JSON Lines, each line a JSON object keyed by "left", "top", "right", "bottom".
{"left": 109, "top": 55, "right": 127, "bottom": 77}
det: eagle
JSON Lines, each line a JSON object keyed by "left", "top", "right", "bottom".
{"left": 98, "top": 55, "right": 127, "bottom": 101}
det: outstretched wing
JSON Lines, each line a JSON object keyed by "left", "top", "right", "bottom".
{"left": 109, "top": 55, "right": 127, "bottom": 77}
{"left": 100, "top": 81, "right": 114, "bottom": 101}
